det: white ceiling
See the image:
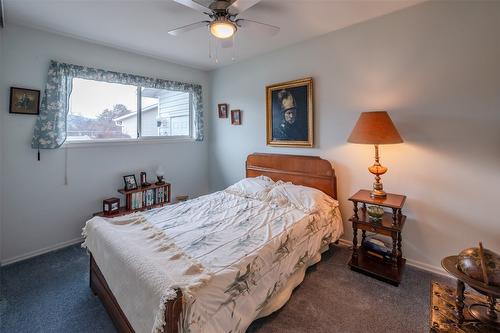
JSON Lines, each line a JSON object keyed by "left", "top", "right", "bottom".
{"left": 4, "top": 0, "right": 422, "bottom": 70}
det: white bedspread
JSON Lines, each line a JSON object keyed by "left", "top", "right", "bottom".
{"left": 83, "top": 190, "right": 343, "bottom": 333}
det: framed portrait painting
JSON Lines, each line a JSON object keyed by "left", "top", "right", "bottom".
{"left": 218, "top": 103, "right": 228, "bottom": 118}
{"left": 9, "top": 87, "right": 40, "bottom": 115}
{"left": 266, "top": 77, "right": 313, "bottom": 147}
{"left": 231, "top": 110, "right": 241, "bottom": 125}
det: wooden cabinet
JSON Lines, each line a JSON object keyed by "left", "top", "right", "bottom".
{"left": 348, "top": 189, "right": 407, "bottom": 286}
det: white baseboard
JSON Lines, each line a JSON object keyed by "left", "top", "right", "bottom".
{"left": 1, "top": 237, "right": 84, "bottom": 266}
{"left": 335, "top": 238, "right": 450, "bottom": 278}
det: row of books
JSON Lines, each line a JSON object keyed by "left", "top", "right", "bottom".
{"left": 128, "top": 187, "right": 169, "bottom": 210}
{"left": 363, "top": 236, "right": 393, "bottom": 261}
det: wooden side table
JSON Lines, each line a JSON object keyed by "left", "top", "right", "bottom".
{"left": 348, "top": 189, "right": 407, "bottom": 286}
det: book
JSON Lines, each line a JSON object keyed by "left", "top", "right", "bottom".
{"left": 363, "top": 237, "right": 392, "bottom": 256}
{"left": 366, "top": 250, "right": 392, "bottom": 261}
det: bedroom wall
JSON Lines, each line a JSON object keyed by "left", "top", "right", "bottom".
{"left": 0, "top": 28, "right": 4, "bottom": 261}
{"left": 0, "top": 24, "right": 210, "bottom": 264}
{"left": 209, "top": 1, "right": 500, "bottom": 273}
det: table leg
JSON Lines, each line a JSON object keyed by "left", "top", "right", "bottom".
{"left": 392, "top": 208, "right": 398, "bottom": 226}
{"left": 352, "top": 224, "right": 358, "bottom": 258}
{"left": 353, "top": 201, "right": 359, "bottom": 220}
{"left": 487, "top": 296, "right": 497, "bottom": 320}
{"left": 455, "top": 279, "right": 465, "bottom": 324}
{"left": 391, "top": 233, "right": 398, "bottom": 267}
{"left": 361, "top": 230, "right": 366, "bottom": 245}
{"left": 397, "top": 232, "right": 402, "bottom": 258}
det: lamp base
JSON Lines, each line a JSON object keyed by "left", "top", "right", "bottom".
{"left": 370, "top": 181, "right": 387, "bottom": 198}
{"left": 370, "top": 189, "right": 387, "bottom": 198}
{"left": 369, "top": 145, "right": 388, "bottom": 199}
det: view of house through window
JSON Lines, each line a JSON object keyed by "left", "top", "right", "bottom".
{"left": 67, "top": 78, "right": 192, "bottom": 142}
{"left": 141, "top": 88, "right": 190, "bottom": 137}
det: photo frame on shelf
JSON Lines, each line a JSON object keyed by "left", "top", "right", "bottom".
{"left": 123, "top": 174, "right": 138, "bottom": 191}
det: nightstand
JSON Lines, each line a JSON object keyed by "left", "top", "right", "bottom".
{"left": 348, "top": 189, "right": 407, "bottom": 286}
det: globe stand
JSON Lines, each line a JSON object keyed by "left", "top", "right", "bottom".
{"left": 469, "top": 297, "right": 499, "bottom": 327}
{"left": 441, "top": 256, "right": 500, "bottom": 328}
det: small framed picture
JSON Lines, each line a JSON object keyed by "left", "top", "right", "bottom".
{"left": 103, "top": 197, "right": 120, "bottom": 216}
{"left": 231, "top": 110, "right": 242, "bottom": 125}
{"left": 218, "top": 103, "right": 228, "bottom": 118}
{"left": 9, "top": 87, "right": 40, "bottom": 115}
{"left": 123, "top": 174, "right": 138, "bottom": 191}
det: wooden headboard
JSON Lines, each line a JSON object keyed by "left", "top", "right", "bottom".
{"left": 246, "top": 153, "right": 337, "bottom": 199}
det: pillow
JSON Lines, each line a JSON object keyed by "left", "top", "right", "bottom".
{"left": 266, "top": 181, "right": 339, "bottom": 213}
{"left": 224, "top": 176, "right": 275, "bottom": 199}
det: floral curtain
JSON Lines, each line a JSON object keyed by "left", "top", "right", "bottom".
{"left": 32, "top": 60, "right": 204, "bottom": 149}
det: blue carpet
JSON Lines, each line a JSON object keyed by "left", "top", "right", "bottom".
{"left": 1, "top": 244, "right": 450, "bottom": 332}
{"left": 1, "top": 245, "right": 115, "bottom": 333}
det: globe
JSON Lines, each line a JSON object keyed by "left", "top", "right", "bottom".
{"left": 458, "top": 247, "right": 500, "bottom": 287}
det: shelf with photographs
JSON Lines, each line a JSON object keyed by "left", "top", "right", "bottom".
{"left": 95, "top": 182, "right": 171, "bottom": 218}
{"left": 118, "top": 183, "right": 171, "bottom": 211}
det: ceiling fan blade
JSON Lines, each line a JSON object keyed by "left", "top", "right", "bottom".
{"left": 168, "top": 21, "right": 210, "bottom": 36}
{"left": 220, "top": 38, "right": 233, "bottom": 49}
{"left": 228, "top": 0, "right": 262, "bottom": 15}
{"left": 236, "top": 19, "right": 280, "bottom": 36}
{"left": 171, "top": 0, "right": 211, "bottom": 13}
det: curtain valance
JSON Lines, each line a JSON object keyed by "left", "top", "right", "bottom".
{"left": 32, "top": 60, "right": 204, "bottom": 149}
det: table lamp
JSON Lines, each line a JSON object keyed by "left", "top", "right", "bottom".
{"left": 347, "top": 111, "right": 403, "bottom": 198}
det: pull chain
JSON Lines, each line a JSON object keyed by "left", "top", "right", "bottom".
{"left": 215, "top": 37, "right": 219, "bottom": 63}
{"left": 208, "top": 26, "right": 212, "bottom": 59}
{"left": 232, "top": 33, "right": 236, "bottom": 61}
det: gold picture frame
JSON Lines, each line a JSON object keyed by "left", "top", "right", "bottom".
{"left": 266, "top": 77, "right": 313, "bottom": 147}
{"left": 9, "top": 87, "right": 40, "bottom": 115}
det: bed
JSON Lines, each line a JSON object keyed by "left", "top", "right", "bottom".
{"left": 84, "top": 153, "right": 342, "bottom": 333}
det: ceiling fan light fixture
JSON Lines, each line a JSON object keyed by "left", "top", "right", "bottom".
{"left": 210, "top": 18, "right": 236, "bottom": 39}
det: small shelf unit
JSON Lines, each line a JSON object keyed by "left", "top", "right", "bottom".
{"left": 118, "top": 183, "right": 171, "bottom": 212}
{"left": 94, "top": 183, "right": 171, "bottom": 218}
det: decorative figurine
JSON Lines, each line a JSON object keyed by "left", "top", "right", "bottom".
{"left": 156, "top": 165, "right": 165, "bottom": 185}
{"left": 140, "top": 171, "right": 150, "bottom": 187}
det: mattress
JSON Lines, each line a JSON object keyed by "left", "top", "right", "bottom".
{"left": 83, "top": 188, "right": 343, "bottom": 333}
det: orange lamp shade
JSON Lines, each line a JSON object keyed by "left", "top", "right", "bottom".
{"left": 347, "top": 111, "right": 403, "bottom": 145}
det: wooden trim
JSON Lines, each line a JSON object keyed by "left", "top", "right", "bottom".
{"left": 89, "top": 254, "right": 183, "bottom": 333}
{"left": 246, "top": 153, "right": 337, "bottom": 199}
{"left": 90, "top": 254, "right": 135, "bottom": 333}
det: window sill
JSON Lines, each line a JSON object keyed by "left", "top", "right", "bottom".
{"left": 63, "top": 137, "right": 196, "bottom": 149}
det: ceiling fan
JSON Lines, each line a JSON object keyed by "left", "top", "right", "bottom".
{"left": 168, "top": 0, "right": 280, "bottom": 46}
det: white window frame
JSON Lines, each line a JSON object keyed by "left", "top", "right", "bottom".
{"left": 64, "top": 79, "right": 195, "bottom": 147}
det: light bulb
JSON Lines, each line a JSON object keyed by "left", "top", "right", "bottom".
{"left": 156, "top": 165, "right": 165, "bottom": 177}
{"left": 210, "top": 19, "right": 236, "bottom": 39}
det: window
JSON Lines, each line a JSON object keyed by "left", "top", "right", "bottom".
{"left": 140, "top": 88, "right": 191, "bottom": 137}
{"left": 67, "top": 78, "right": 192, "bottom": 142}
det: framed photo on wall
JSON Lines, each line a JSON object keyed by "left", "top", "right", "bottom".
{"left": 231, "top": 110, "right": 241, "bottom": 125}
{"left": 266, "top": 77, "right": 313, "bottom": 147}
{"left": 218, "top": 103, "right": 228, "bottom": 118}
{"left": 9, "top": 87, "right": 40, "bottom": 115}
